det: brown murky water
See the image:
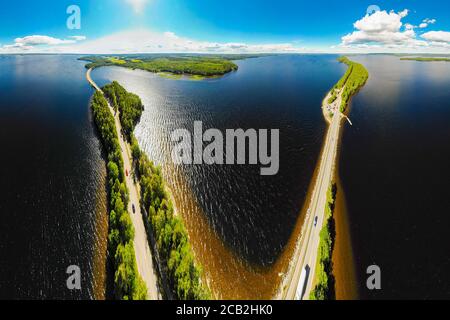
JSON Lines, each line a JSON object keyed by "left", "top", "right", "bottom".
{"left": 90, "top": 55, "right": 350, "bottom": 299}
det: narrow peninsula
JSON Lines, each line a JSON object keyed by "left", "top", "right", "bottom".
{"left": 87, "top": 70, "right": 209, "bottom": 299}
{"left": 280, "top": 56, "right": 368, "bottom": 301}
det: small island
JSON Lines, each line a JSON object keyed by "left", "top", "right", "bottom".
{"left": 79, "top": 54, "right": 261, "bottom": 80}
{"left": 400, "top": 57, "right": 450, "bottom": 62}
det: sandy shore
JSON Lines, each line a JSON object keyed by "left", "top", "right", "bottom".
{"left": 322, "top": 88, "right": 358, "bottom": 299}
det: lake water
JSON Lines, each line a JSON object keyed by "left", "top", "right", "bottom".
{"left": 0, "top": 55, "right": 108, "bottom": 299}
{"left": 340, "top": 55, "right": 450, "bottom": 299}
{"left": 91, "top": 55, "right": 346, "bottom": 298}
{"left": 2, "top": 54, "right": 448, "bottom": 299}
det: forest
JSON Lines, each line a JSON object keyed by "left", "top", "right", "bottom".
{"left": 80, "top": 55, "right": 241, "bottom": 77}
{"left": 90, "top": 91, "right": 147, "bottom": 300}
{"left": 336, "top": 56, "right": 369, "bottom": 112}
{"left": 102, "top": 82, "right": 209, "bottom": 299}
{"left": 102, "top": 81, "right": 144, "bottom": 141}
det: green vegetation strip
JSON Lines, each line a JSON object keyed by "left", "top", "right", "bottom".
{"left": 328, "top": 57, "right": 369, "bottom": 112}
{"left": 400, "top": 57, "right": 450, "bottom": 62}
{"left": 102, "top": 81, "right": 144, "bottom": 142}
{"left": 80, "top": 55, "right": 240, "bottom": 77}
{"left": 310, "top": 184, "right": 336, "bottom": 300}
{"left": 103, "top": 81, "right": 209, "bottom": 300}
{"left": 90, "top": 92, "right": 147, "bottom": 300}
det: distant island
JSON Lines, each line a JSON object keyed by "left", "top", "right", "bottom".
{"left": 79, "top": 54, "right": 264, "bottom": 79}
{"left": 400, "top": 57, "right": 450, "bottom": 62}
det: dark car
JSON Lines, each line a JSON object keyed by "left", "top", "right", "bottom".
{"left": 314, "top": 216, "right": 318, "bottom": 227}
{"left": 132, "top": 204, "right": 136, "bottom": 214}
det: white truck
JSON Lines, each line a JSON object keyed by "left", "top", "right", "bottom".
{"left": 295, "top": 265, "right": 310, "bottom": 300}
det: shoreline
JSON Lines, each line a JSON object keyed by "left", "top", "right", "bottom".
{"left": 278, "top": 91, "right": 342, "bottom": 299}
{"left": 87, "top": 69, "right": 161, "bottom": 300}
{"left": 331, "top": 92, "right": 359, "bottom": 300}
{"left": 80, "top": 55, "right": 240, "bottom": 80}
{"left": 279, "top": 56, "right": 368, "bottom": 300}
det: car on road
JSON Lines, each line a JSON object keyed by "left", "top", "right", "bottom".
{"left": 132, "top": 204, "right": 136, "bottom": 214}
{"left": 314, "top": 216, "right": 318, "bottom": 227}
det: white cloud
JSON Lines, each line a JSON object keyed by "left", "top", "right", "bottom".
{"left": 126, "top": 0, "right": 148, "bottom": 14}
{"left": 399, "top": 9, "right": 409, "bottom": 18}
{"left": 419, "top": 18, "right": 436, "bottom": 29}
{"left": 1, "top": 29, "right": 308, "bottom": 54}
{"left": 423, "top": 18, "right": 437, "bottom": 24}
{"left": 341, "top": 10, "right": 426, "bottom": 48}
{"left": 352, "top": 10, "right": 404, "bottom": 33}
{"left": 15, "top": 35, "right": 76, "bottom": 46}
{"left": 163, "top": 31, "right": 178, "bottom": 39}
{"left": 0, "top": 34, "right": 88, "bottom": 53}
{"left": 69, "top": 35, "right": 87, "bottom": 41}
{"left": 3, "top": 43, "right": 33, "bottom": 50}
{"left": 340, "top": 9, "right": 450, "bottom": 53}
{"left": 422, "top": 31, "right": 450, "bottom": 43}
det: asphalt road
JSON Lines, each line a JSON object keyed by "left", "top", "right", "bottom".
{"left": 87, "top": 69, "right": 161, "bottom": 300}
{"left": 281, "top": 90, "right": 343, "bottom": 300}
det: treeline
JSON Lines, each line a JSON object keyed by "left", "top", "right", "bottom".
{"left": 400, "top": 57, "right": 450, "bottom": 62}
{"left": 103, "top": 82, "right": 210, "bottom": 299}
{"left": 310, "top": 184, "right": 336, "bottom": 300}
{"left": 102, "top": 81, "right": 144, "bottom": 141}
{"left": 80, "top": 56, "right": 238, "bottom": 76}
{"left": 90, "top": 91, "right": 147, "bottom": 300}
{"left": 133, "top": 144, "right": 210, "bottom": 299}
{"left": 327, "top": 90, "right": 338, "bottom": 104}
{"left": 336, "top": 57, "right": 369, "bottom": 112}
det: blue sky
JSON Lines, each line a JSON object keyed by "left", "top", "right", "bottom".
{"left": 1, "top": 0, "right": 449, "bottom": 53}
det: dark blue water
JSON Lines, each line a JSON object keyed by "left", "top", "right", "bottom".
{"left": 91, "top": 55, "right": 346, "bottom": 297}
{"left": 2, "top": 54, "right": 448, "bottom": 299}
{"left": 0, "top": 55, "right": 108, "bottom": 299}
{"left": 341, "top": 55, "right": 450, "bottom": 299}
{"left": 93, "top": 55, "right": 346, "bottom": 265}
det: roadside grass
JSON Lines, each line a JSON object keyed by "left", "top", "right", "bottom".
{"left": 309, "top": 183, "right": 337, "bottom": 300}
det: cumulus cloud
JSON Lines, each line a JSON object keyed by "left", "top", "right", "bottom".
{"left": 341, "top": 10, "right": 427, "bottom": 48}
{"left": 1, "top": 29, "right": 307, "bottom": 54}
{"left": 340, "top": 9, "right": 449, "bottom": 52}
{"left": 398, "top": 9, "right": 409, "bottom": 18}
{"left": 421, "top": 31, "right": 450, "bottom": 43}
{"left": 0, "top": 34, "right": 87, "bottom": 53}
{"left": 352, "top": 10, "right": 404, "bottom": 33}
{"left": 419, "top": 18, "right": 437, "bottom": 29}
{"left": 14, "top": 35, "right": 76, "bottom": 46}
{"left": 423, "top": 18, "right": 437, "bottom": 24}
{"left": 126, "top": 0, "right": 148, "bottom": 14}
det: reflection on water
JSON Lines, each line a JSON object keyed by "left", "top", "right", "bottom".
{"left": 92, "top": 55, "right": 346, "bottom": 298}
{"left": 0, "top": 55, "right": 108, "bottom": 299}
{"left": 341, "top": 55, "right": 450, "bottom": 299}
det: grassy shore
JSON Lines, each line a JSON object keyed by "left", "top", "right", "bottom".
{"left": 310, "top": 184, "right": 336, "bottom": 300}
{"left": 327, "top": 56, "right": 369, "bottom": 113}
{"left": 310, "top": 56, "right": 368, "bottom": 300}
